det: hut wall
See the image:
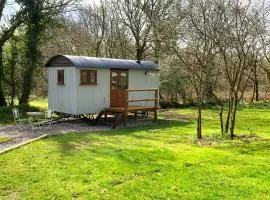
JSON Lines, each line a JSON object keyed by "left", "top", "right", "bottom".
{"left": 128, "top": 70, "right": 159, "bottom": 107}
{"left": 48, "top": 67, "right": 77, "bottom": 114}
{"left": 75, "top": 68, "right": 110, "bottom": 114}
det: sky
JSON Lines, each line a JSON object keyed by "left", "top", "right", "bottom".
{"left": 82, "top": 0, "right": 100, "bottom": 5}
{"left": 0, "top": 0, "right": 97, "bottom": 25}
{"left": 4, "top": 1, "right": 19, "bottom": 15}
{"left": 2, "top": 0, "right": 266, "bottom": 24}
{"left": 2, "top": 0, "right": 98, "bottom": 17}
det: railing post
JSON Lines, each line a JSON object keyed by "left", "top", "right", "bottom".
{"left": 154, "top": 89, "right": 158, "bottom": 122}
{"left": 124, "top": 89, "right": 128, "bottom": 127}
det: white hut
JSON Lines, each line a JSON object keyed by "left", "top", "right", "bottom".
{"left": 45, "top": 55, "right": 159, "bottom": 116}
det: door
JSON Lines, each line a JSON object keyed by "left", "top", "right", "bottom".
{"left": 110, "top": 69, "right": 129, "bottom": 107}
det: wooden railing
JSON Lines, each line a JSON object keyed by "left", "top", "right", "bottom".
{"left": 123, "top": 88, "right": 159, "bottom": 125}
{"left": 125, "top": 88, "right": 159, "bottom": 107}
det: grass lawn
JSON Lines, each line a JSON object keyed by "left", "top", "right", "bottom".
{"left": 0, "top": 137, "right": 13, "bottom": 144}
{"left": 0, "top": 105, "right": 270, "bottom": 199}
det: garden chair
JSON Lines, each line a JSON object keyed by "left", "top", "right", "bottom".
{"left": 40, "top": 109, "right": 54, "bottom": 128}
{"left": 12, "top": 108, "right": 29, "bottom": 130}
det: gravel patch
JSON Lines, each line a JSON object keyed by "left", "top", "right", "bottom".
{"left": 0, "top": 120, "right": 110, "bottom": 152}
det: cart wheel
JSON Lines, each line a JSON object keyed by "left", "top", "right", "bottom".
{"left": 142, "top": 111, "right": 148, "bottom": 118}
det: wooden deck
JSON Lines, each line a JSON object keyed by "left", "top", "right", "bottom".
{"left": 95, "top": 88, "right": 159, "bottom": 129}
{"left": 107, "top": 106, "right": 157, "bottom": 113}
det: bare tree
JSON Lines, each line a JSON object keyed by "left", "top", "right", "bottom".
{"left": 113, "top": 0, "right": 153, "bottom": 61}
{"left": 142, "top": 0, "right": 173, "bottom": 62}
{"left": 173, "top": 0, "right": 220, "bottom": 139}
{"left": 210, "top": 0, "right": 263, "bottom": 138}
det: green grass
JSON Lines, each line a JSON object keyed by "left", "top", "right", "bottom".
{"left": 28, "top": 97, "right": 48, "bottom": 110}
{"left": 0, "top": 104, "right": 270, "bottom": 199}
{"left": 0, "top": 137, "right": 13, "bottom": 144}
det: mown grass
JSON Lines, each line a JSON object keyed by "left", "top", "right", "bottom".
{"left": 161, "top": 106, "right": 270, "bottom": 138}
{"left": 0, "top": 102, "right": 270, "bottom": 199}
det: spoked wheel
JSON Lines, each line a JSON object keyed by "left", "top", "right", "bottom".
{"left": 137, "top": 111, "right": 148, "bottom": 119}
{"left": 80, "top": 114, "right": 95, "bottom": 121}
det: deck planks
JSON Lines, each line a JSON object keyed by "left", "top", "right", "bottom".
{"left": 107, "top": 106, "right": 157, "bottom": 113}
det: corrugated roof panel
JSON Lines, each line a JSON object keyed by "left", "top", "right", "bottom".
{"left": 45, "top": 55, "right": 159, "bottom": 70}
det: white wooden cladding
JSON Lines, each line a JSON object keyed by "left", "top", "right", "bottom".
{"left": 48, "top": 67, "right": 159, "bottom": 115}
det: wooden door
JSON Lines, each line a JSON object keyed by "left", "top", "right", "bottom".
{"left": 110, "top": 69, "right": 128, "bottom": 107}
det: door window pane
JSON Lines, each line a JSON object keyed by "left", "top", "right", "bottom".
{"left": 119, "top": 72, "right": 128, "bottom": 89}
{"left": 111, "top": 72, "right": 118, "bottom": 90}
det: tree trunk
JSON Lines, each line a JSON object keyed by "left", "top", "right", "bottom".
{"left": 229, "top": 95, "right": 238, "bottom": 139}
{"left": 0, "top": 46, "right": 7, "bottom": 106}
{"left": 254, "top": 63, "right": 259, "bottom": 102}
{"left": 255, "top": 79, "right": 259, "bottom": 102}
{"left": 0, "top": 82, "right": 6, "bottom": 106}
{"left": 225, "top": 100, "right": 231, "bottom": 133}
{"left": 251, "top": 68, "right": 259, "bottom": 102}
{"left": 197, "top": 101, "right": 202, "bottom": 139}
{"left": 219, "top": 105, "right": 224, "bottom": 134}
{"left": 20, "top": 70, "right": 32, "bottom": 104}
{"left": 251, "top": 84, "right": 255, "bottom": 102}
{"left": 9, "top": 40, "right": 17, "bottom": 105}
{"left": 136, "top": 46, "right": 143, "bottom": 61}
{"left": 230, "top": 106, "right": 236, "bottom": 139}
{"left": 19, "top": 4, "right": 42, "bottom": 105}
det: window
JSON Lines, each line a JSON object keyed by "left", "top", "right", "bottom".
{"left": 57, "top": 70, "right": 64, "bottom": 85}
{"left": 80, "top": 70, "right": 97, "bottom": 85}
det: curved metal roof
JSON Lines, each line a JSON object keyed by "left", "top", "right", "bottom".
{"left": 45, "top": 55, "right": 159, "bottom": 70}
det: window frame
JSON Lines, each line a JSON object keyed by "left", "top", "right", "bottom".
{"left": 57, "top": 70, "right": 65, "bottom": 85}
{"left": 80, "top": 70, "right": 97, "bottom": 85}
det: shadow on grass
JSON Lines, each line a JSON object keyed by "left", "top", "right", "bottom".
{"left": 43, "top": 116, "right": 270, "bottom": 161}
{"left": 45, "top": 119, "right": 193, "bottom": 157}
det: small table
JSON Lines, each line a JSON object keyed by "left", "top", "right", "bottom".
{"left": 27, "top": 112, "right": 43, "bottom": 129}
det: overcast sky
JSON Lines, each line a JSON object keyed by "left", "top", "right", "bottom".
{"left": 82, "top": 0, "right": 99, "bottom": 4}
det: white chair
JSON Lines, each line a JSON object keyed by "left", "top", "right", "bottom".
{"left": 41, "top": 109, "right": 54, "bottom": 127}
{"left": 12, "top": 108, "right": 28, "bottom": 129}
